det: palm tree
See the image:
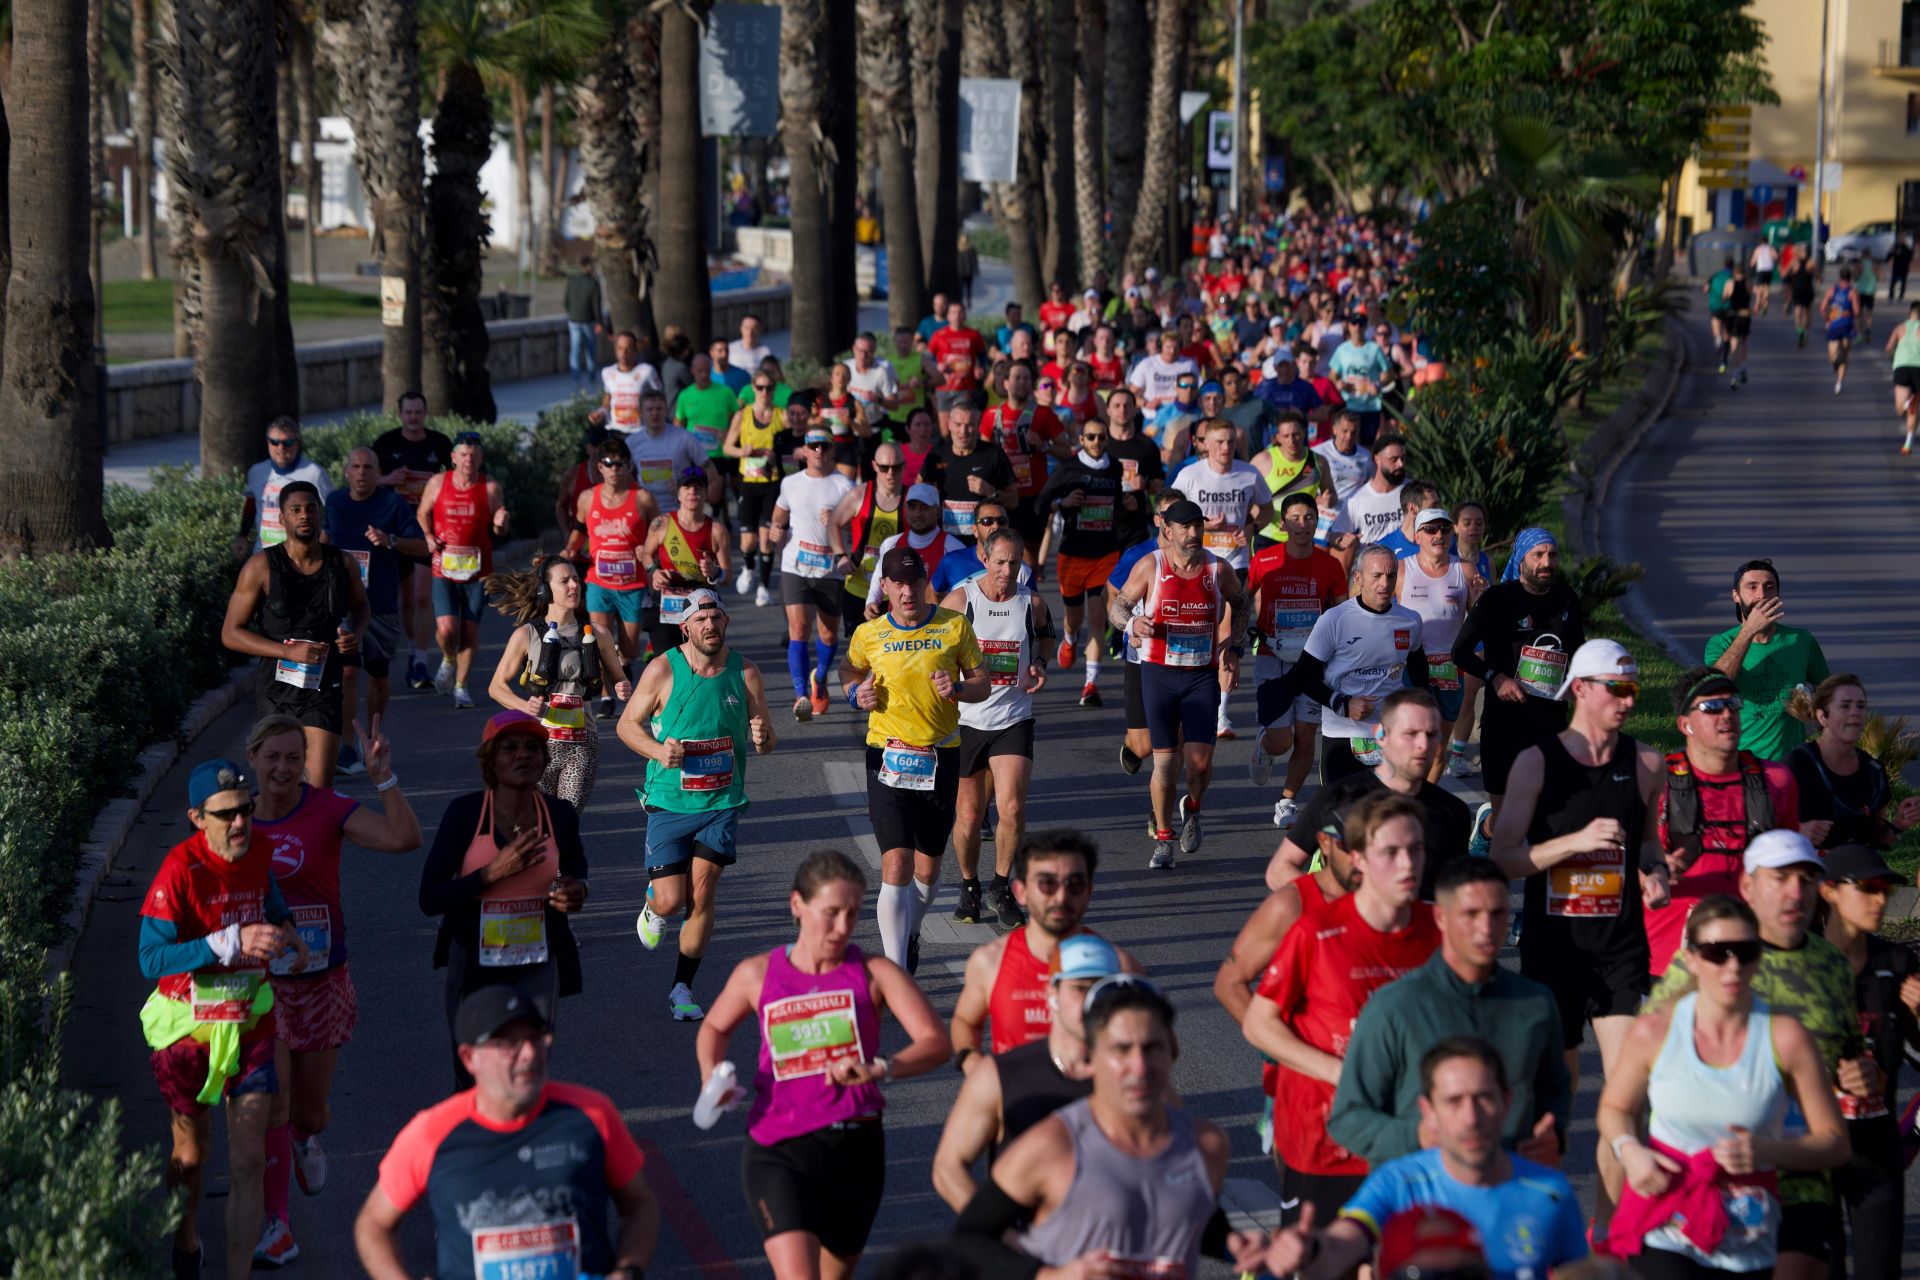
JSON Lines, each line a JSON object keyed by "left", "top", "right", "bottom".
{"left": 0, "top": 0, "right": 105, "bottom": 553}
{"left": 318, "top": 0, "right": 423, "bottom": 409}
{"left": 858, "top": 0, "right": 926, "bottom": 331}
{"left": 421, "top": 52, "right": 497, "bottom": 421}
{"left": 998, "top": 0, "right": 1045, "bottom": 311}
{"left": 908, "top": 0, "right": 960, "bottom": 299}
{"left": 825, "top": 0, "right": 856, "bottom": 347}
{"left": 1104, "top": 0, "right": 1147, "bottom": 247}
{"left": 1042, "top": 0, "right": 1076, "bottom": 288}
{"left": 575, "top": 0, "right": 654, "bottom": 338}
{"left": 1074, "top": 0, "right": 1107, "bottom": 283}
{"left": 1123, "top": 0, "right": 1184, "bottom": 276}
{"left": 87, "top": 0, "right": 104, "bottom": 355}
{"left": 156, "top": 0, "right": 284, "bottom": 476}
{"left": 129, "top": 0, "right": 158, "bottom": 279}
{"left": 654, "top": 0, "right": 711, "bottom": 347}
{"left": 779, "top": 0, "right": 831, "bottom": 362}
{"left": 290, "top": 7, "right": 320, "bottom": 286}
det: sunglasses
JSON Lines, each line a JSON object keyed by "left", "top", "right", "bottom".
{"left": 1176, "top": 381, "right": 1196, "bottom": 389}
{"left": 1582, "top": 678, "right": 1640, "bottom": 699}
{"left": 1690, "top": 937, "right": 1762, "bottom": 967}
{"left": 267, "top": 436, "right": 299, "bottom": 447}
{"left": 975, "top": 516, "right": 1008, "bottom": 527}
{"left": 1081, "top": 431, "right": 1107, "bottom": 440}
{"left": 1028, "top": 872, "right": 1091, "bottom": 896}
{"left": 802, "top": 441, "right": 828, "bottom": 450}
{"left": 754, "top": 383, "right": 773, "bottom": 391}
{"left": 1690, "top": 695, "right": 1745, "bottom": 716}
{"left": 598, "top": 457, "right": 628, "bottom": 468}
{"left": 200, "top": 800, "right": 256, "bottom": 822}
{"left": 874, "top": 462, "right": 904, "bottom": 472}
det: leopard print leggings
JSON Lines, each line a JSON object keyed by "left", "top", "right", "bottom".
{"left": 541, "top": 733, "right": 600, "bottom": 811}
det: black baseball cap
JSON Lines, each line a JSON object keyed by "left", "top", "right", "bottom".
{"left": 1824, "top": 843, "right": 1905, "bottom": 884}
{"left": 454, "top": 984, "right": 551, "bottom": 1046}
{"left": 1160, "top": 499, "right": 1205, "bottom": 526}
{"left": 881, "top": 544, "right": 929, "bottom": 583}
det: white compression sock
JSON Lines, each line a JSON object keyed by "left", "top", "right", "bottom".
{"left": 876, "top": 882, "right": 914, "bottom": 966}
{"left": 907, "top": 878, "right": 937, "bottom": 934}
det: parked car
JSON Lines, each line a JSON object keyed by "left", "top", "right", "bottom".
{"left": 1825, "top": 221, "right": 1898, "bottom": 263}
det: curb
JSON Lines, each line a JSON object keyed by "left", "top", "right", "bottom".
{"left": 42, "top": 532, "right": 557, "bottom": 985}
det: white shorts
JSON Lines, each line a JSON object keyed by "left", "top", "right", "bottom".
{"left": 1255, "top": 653, "right": 1323, "bottom": 729}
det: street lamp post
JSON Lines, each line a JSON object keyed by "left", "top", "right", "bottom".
{"left": 1228, "top": 0, "right": 1244, "bottom": 219}
{"left": 1811, "top": 0, "right": 1831, "bottom": 267}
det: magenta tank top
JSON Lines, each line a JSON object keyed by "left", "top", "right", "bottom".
{"left": 747, "top": 943, "right": 885, "bottom": 1145}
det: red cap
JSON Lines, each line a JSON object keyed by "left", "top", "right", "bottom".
{"left": 1376, "top": 1207, "right": 1484, "bottom": 1277}
{"left": 482, "top": 709, "right": 549, "bottom": 745}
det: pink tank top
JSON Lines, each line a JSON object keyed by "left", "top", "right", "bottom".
{"left": 748, "top": 944, "right": 884, "bottom": 1145}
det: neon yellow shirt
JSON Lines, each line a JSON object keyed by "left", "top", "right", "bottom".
{"left": 846, "top": 607, "right": 984, "bottom": 749}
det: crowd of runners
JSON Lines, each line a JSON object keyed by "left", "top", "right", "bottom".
{"left": 134, "top": 206, "right": 1920, "bottom": 1280}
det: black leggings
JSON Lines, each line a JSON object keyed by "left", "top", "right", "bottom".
{"left": 1832, "top": 1158, "right": 1902, "bottom": 1280}
{"left": 1632, "top": 1248, "right": 1746, "bottom": 1280}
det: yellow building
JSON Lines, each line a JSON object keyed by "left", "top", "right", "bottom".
{"left": 1679, "top": 0, "right": 1920, "bottom": 246}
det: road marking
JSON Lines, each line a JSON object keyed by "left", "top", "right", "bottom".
{"left": 638, "top": 1137, "right": 746, "bottom": 1280}
{"left": 1222, "top": 1176, "right": 1285, "bottom": 1232}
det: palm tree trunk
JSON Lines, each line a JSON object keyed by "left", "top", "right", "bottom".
{"left": 655, "top": 2, "right": 711, "bottom": 346}
{"left": 132, "top": 0, "right": 159, "bottom": 280}
{"left": 910, "top": 0, "right": 961, "bottom": 298}
{"left": 825, "top": 0, "right": 858, "bottom": 348}
{"left": 576, "top": 29, "right": 651, "bottom": 338}
{"left": 0, "top": 62, "right": 11, "bottom": 368}
{"left": 423, "top": 58, "right": 496, "bottom": 423}
{"left": 319, "top": 0, "right": 423, "bottom": 409}
{"left": 510, "top": 80, "right": 533, "bottom": 272}
{"left": 998, "top": 0, "right": 1045, "bottom": 312}
{"left": 1105, "top": 0, "right": 1147, "bottom": 251}
{"left": 0, "top": 0, "right": 104, "bottom": 553}
{"left": 538, "top": 82, "right": 564, "bottom": 276}
{"left": 781, "top": 0, "right": 832, "bottom": 363}
{"left": 88, "top": 0, "right": 105, "bottom": 354}
{"left": 1124, "top": 0, "right": 1184, "bottom": 276}
{"left": 295, "top": 17, "right": 319, "bottom": 286}
{"left": 1074, "top": 0, "right": 1107, "bottom": 283}
{"left": 1042, "top": 0, "right": 1077, "bottom": 288}
{"left": 858, "top": 0, "right": 927, "bottom": 331}
{"left": 626, "top": 6, "right": 662, "bottom": 343}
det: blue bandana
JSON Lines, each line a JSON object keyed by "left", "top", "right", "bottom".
{"left": 1501, "top": 527, "right": 1558, "bottom": 583}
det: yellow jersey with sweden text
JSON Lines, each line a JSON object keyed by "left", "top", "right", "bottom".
{"left": 847, "top": 607, "right": 985, "bottom": 750}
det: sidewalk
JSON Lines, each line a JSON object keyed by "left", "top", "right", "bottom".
{"left": 103, "top": 259, "right": 1016, "bottom": 491}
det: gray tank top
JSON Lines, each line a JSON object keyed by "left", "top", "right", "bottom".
{"left": 1016, "top": 1098, "right": 1215, "bottom": 1280}
{"left": 522, "top": 620, "right": 593, "bottom": 699}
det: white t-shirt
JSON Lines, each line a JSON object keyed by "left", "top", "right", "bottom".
{"left": 1304, "top": 598, "right": 1425, "bottom": 739}
{"left": 729, "top": 340, "right": 773, "bottom": 373}
{"left": 246, "top": 458, "right": 333, "bottom": 552}
{"left": 623, "top": 425, "right": 709, "bottom": 509}
{"left": 1751, "top": 243, "right": 1777, "bottom": 273}
{"left": 775, "top": 470, "right": 857, "bottom": 578}
{"left": 845, "top": 360, "right": 900, "bottom": 425}
{"left": 1311, "top": 440, "right": 1374, "bottom": 502}
{"left": 1171, "top": 459, "right": 1274, "bottom": 572}
{"left": 1331, "top": 482, "right": 1405, "bottom": 546}
{"left": 1127, "top": 354, "right": 1196, "bottom": 406}
{"left": 601, "top": 361, "right": 663, "bottom": 428}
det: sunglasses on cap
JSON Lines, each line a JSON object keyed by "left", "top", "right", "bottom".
{"left": 677, "top": 466, "right": 707, "bottom": 484}
{"left": 1689, "top": 695, "right": 1745, "bottom": 716}
{"left": 455, "top": 431, "right": 484, "bottom": 446}
{"left": 1582, "top": 677, "right": 1640, "bottom": 699}
{"left": 1690, "top": 937, "right": 1762, "bottom": 966}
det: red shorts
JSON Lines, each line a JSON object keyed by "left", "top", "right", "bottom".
{"left": 1057, "top": 550, "right": 1120, "bottom": 599}
{"left": 151, "top": 1024, "right": 279, "bottom": 1116}
{"left": 270, "top": 964, "right": 358, "bottom": 1053}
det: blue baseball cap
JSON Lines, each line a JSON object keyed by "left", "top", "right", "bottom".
{"left": 187, "top": 758, "right": 253, "bottom": 809}
{"left": 1049, "top": 933, "right": 1123, "bottom": 983}
{"left": 1199, "top": 380, "right": 1225, "bottom": 398}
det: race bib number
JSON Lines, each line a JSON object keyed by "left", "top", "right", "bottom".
{"left": 191, "top": 972, "right": 260, "bottom": 1024}
{"left": 690, "top": 423, "right": 722, "bottom": 453}
{"left": 270, "top": 904, "right": 331, "bottom": 975}
{"left": 478, "top": 898, "right": 549, "bottom": 967}
{"left": 1202, "top": 528, "right": 1243, "bottom": 556}
{"left": 260, "top": 507, "right": 287, "bottom": 547}
{"left": 399, "top": 469, "right": 437, "bottom": 503}
{"left": 879, "top": 738, "right": 938, "bottom": 791}
{"left": 639, "top": 462, "right": 673, "bottom": 491}
{"left": 980, "top": 639, "right": 1022, "bottom": 687}
{"left": 594, "top": 551, "right": 637, "bottom": 586}
{"left": 439, "top": 544, "right": 483, "bottom": 581}
{"left": 1547, "top": 855, "right": 1623, "bottom": 917}
{"left": 1515, "top": 639, "right": 1568, "bottom": 698}
{"left": 1161, "top": 624, "right": 1213, "bottom": 668}
{"left": 1428, "top": 659, "right": 1461, "bottom": 692}
{"left": 275, "top": 640, "right": 325, "bottom": 690}
{"left": 1261, "top": 601, "right": 1321, "bottom": 662}
{"left": 764, "top": 989, "right": 865, "bottom": 1081}
{"left": 658, "top": 593, "right": 691, "bottom": 625}
{"left": 1838, "top": 1085, "right": 1890, "bottom": 1120}
{"left": 542, "top": 694, "right": 588, "bottom": 744}
{"left": 471, "top": 1219, "right": 579, "bottom": 1280}
{"left": 1077, "top": 500, "right": 1113, "bottom": 532}
{"left": 794, "top": 540, "right": 834, "bottom": 573}
{"left": 1009, "top": 453, "right": 1034, "bottom": 489}
{"left": 612, "top": 390, "right": 641, "bottom": 426}
{"left": 1119, "top": 459, "right": 1142, "bottom": 493}
{"left": 348, "top": 549, "right": 371, "bottom": 586}
{"left": 680, "top": 736, "right": 737, "bottom": 792}
{"left": 741, "top": 454, "right": 772, "bottom": 481}
{"left": 1105, "top": 1257, "right": 1187, "bottom": 1280}
{"left": 942, "top": 501, "right": 978, "bottom": 538}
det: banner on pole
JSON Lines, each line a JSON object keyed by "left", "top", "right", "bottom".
{"left": 1206, "top": 111, "right": 1236, "bottom": 172}
{"left": 700, "top": 4, "right": 781, "bottom": 137}
{"left": 958, "top": 78, "right": 1022, "bottom": 184}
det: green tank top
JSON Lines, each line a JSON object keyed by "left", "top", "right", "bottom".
{"left": 1256, "top": 445, "right": 1318, "bottom": 541}
{"left": 641, "top": 648, "right": 751, "bottom": 812}
{"left": 1895, "top": 321, "right": 1920, "bottom": 369}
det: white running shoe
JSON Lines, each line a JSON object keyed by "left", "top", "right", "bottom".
{"left": 452, "top": 685, "right": 475, "bottom": 709}
{"left": 668, "top": 982, "right": 705, "bottom": 1021}
{"left": 1447, "top": 743, "right": 1475, "bottom": 779}
{"left": 293, "top": 1134, "right": 327, "bottom": 1196}
{"left": 433, "top": 658, "right": 456, "bottom": 694}
{"left": 754, "top": 584, "right": 772, "bottom": 607}
{"left": 253, "top": 1217, "right": 300, "bottom": 1268}
{"left": 1272, "top": 796, "right": 1299, "bottom": 829}
{"left": 636, "top": 902, "right": 664, "bottom": 949}
{"left": 734, "top": 566, "right": 754, "bottom": 596}
{"left": 1248, "top": 740, "right": 1274, "bottom": 787}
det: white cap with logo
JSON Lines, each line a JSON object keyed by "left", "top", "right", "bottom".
{"left": 1554, "top": 639, "right": 1638, "bottom": 699}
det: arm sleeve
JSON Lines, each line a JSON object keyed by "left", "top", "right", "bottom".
{"left": 1406, "top": 649, "right": 1430, "bottom": 689}
{"left": 1327, "top": 1000, "right": 1420, "bottom": 1165}
{"left": 419, "top": 793, "right": 489, "bottom": 917}
{"left": 137, "top": 916, "right": 219, "bottom": 981}
{"left": 1259, "top": 650, "right": 1330, "bottom": 726}
{"left": 1451, "top": 598, "right": 1492, "bottom": 681}
{"left": 950, "top": 1180, "right": 1045, "bottom": 1280}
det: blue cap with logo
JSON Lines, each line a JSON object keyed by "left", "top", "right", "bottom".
{"left": 188, "top": 758, "right": 254, "bottom": 809}
{"left": 1049, "top": 933, "right": 1123, "bottom": 983}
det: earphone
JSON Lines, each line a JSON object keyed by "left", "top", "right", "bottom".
{"left": 534, "top": 557, "right": 557, "bottom": 607}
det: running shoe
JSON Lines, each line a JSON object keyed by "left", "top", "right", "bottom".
{"left": 1717, "top": 361, "right": 1727, "bottom": 374}
{"left": 1447, "top": 742, "right": 1474, "bottom": 779}
{"left": 1248, "top": 739, "right": 1274, "bottom": 787}
{"left": 1468, "top": 801, "right": 1494, "bottom": 859}
{"left": 254, "top": 1218, "right": 300, "bottom": 1268}
{"left": 406, "top": 657, "right": 432, "bottom": 690}
{"left": 734, "top": 566, "right": 754, "bottom": 596}
{"left": 336, "top": 743, "right": 366, "bottom": 777}
{"left": 1057, "top": 638, "right": 1076, "bottom": 669}
{"left": 1729, "top": 377, "right": 1739, "bottom": 391}
{"left": 1080, "top": 682, "right": 1102, "bottom": 708}
{"left": 1905, "top": 439, "right": 1915, "bottom": 457}
{"left": 433, "top": 657, "right": 456, "bottom": 694}
{"left": 1118, "top": 743, "right": 1143, "bottom": 775}
{"left": 809, "top": 672, "right": 830, "bottom": 718}
{"left": 1740, "top": 367, "right": 1749, "bottom": 384}
{"left": 1272, "top": 796, "right": 1299, "bottom": 829}
{"left": 1216, "top": 722, "right": 1237, "bottom": 740}
{"left": 293, "top": 1133, "right": 327, "bottom": 1196}
{"left": 792, "top": 697, "right": 812, "bottom": 722}
{"left": 451, "top": 685, "right": 475, "bottom": 710}
{"left": 597, "top": 696, "right": 616, "bottom": 720}
{"left": 1836, "top": 378, "right": 1844, "bottom": 394}
{"left": 1149, "top": 833, "right": 1177, "bottom": 870}
{"left": 636, "top": 902, "right": 665, "bottom": 949}
{"left": 985, "top": 883, "right": 1024, "bottom": 929}
{"left": 668, "top": 982, "right": 705, "bottom": 1022}
{"left": 906, "top": 933, "right": 922, "bottom": 975}
{"left": 1178, "top": 794, "right": 1203, "bottom": 855}
{"left": 952, "top": 881, "right": 982, "bottom": 924}
{"left": 754, "top": 584, "right": 772, "bottom": 607}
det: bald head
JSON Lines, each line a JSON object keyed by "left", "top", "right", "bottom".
{"left": 345, "top": 445, "right": 381, "bottom": 496}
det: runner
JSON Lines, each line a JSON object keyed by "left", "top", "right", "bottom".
{"left": 1310, "top": 409, "right": 1374, "bottom": 503}
{"left": 234, "top": 415, "right": 332, "bottom": 562}
{"left": 1705, "top": 256, "right": 1733, "bottom": 372}
{"left": 639, "top": 465, "right": 731, "bottom": 658}
{"left": 372, "top": 392, "right": 452, "bottom": 689}
{"left": 1127, "top": 329, "right": 1198, "bottom": 415}
{"left": 921, "top": 399, "right": 1018, "bottom": 547}
{"left": 696, "top": 850, "right": 949, "bottom": 1279}
{"left": 1170, "top": 418, "right": 1273, "bottom": 737}
{"left": 139, "top": 757, "right": 306, "bottom": 1280}
{"left": 1328, "top": 313, "right": 1393, "bottom": 445}
{"left": 324, "top": 447, "right": 426, "bottom": 776}
{"left": 842, "top": 544, "right": 990, "bottom": 969}
{"left": 845, "top": 330, "right": 903, "bottom": 443}
{"left": 1599, "top": 893, "right": 1849, "bottom": 1280}
{"left": 564, "top": 435, "right": 653, "bottom": 717}
{"left": 1394, "top": 507, "right": 1473, "bottom": 780}
{"left": 1722, "top": 262, "right": 1753, "bottom": 390}
{"left": 928, "top": 499, "right": 1035, "bottom": 595}
{"left": 419, "top": 711, "right": 590, "bottom": 1088}
{"left": 1328, "top": 431, "right": 1406, "bottom": 550}
{"left": 834, "top": 440, "right": 907, "bottom": 621}
{"left": 950, "top": 977, "right": 1269, "bottom": 1280}
{"left": 673, "top": 353, "right": 743, "bottom": 508}
{"left": 1884, "top": 300, "right": 1920, "bottom": 454}
{"left": 222, "top": 481, "right": 369, "bottom": 789}
{"left": 1035, "top": 413, "right": 1127, "bottom": 706}
{"left": 1251, "top": 413, "right": 1334, "bottom": 547}
{"left": 1100, "top": 387, "right": 1168, "bottom": 551}
{"left": 1822, "top": 266, "right": 1857, "bottom": 394}
{"left": 1248, "top": 493, "right": 1349, "bottom": 822}
{"left": 591, "top": 330, "right": 663, "bottom": 433}
{"left": 620, "top": 589, "right": 774, "bottom": 1022}
{"left": 1751, "top": 238, "right": 1778, "bottom": 318}
{"left": 929, "top": 299, "right": 989, "bottom": 433}
{"left": 1267, "top": 1037, "right": 1590, "bottom": 1280}
{"left": 1445, "top": 500, "right": 1493, "bottom": 778}
{"left": 246, "top": 714, "right": 421, "bottom": 1267}
{"left": 483, "top": 556, "right": 632, "bottom": 809}
{"left": 860, "top": 483, "right": 954, "bottom": 617}
{"left": 416, "top": 433, "right": 511, "bottom": 709}
{"left": 723, "top": 370, "right": 799, "bottom": 608}
{"left": 981, "top": 360, "right": 1070, "bottom": 573}
{"left": 1786, "top": 253, "right": 1817, "bottom": 348}
{"left": 943, "top": 531, "right": 1051, "bottom": 926}
{"left": 1787, "top": 674, "right": 1920, "bottom": 849}
{"left": 770, "top": 428, "right": 857, "bottom": 720}
{"left": 1243, "top": 792, "right": 1440, "bottom": 1226}
{"left": 932, "top": 933, "right": 1123, "bottom": 1210}
{"left": 623, "top": 387, "right": 708, "bottom": 517}
{"left": 1702, "top": 558, "right": 1831, "bottom": 763}
{"left": 1858, "top": 255, "right": 1880, "bottom": 343}
{"left": 1106, "top": 499, "right": 1251, "bottom": 868}
{"left": 354, "top": 985, "right": 660, "bottom": 1280}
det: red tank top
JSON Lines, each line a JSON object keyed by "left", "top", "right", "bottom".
{"left": 1136, "top": 551, "right": 1222, "bottom": 667}
{"left": 585, "top": 485, "right": 647, "bottom": 589}
{"left": 987, "top": 927, "right": 1053, "bottom": 1053}
{"left": 653, "top": 512, "right": 715, "bottom": 581}
{"left": 431, "top": 474, "right": 491, "bottom": 581}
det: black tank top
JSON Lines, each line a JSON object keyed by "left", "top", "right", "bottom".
{"left": 994, "top": 1039, "right": 1092, "bottom": 1159}
{"left": 1729, "top": 280, "right": 1752, "bottom": 312}
{"left": 1520, "top": 732, "right": 1647, "bottom": 956}
{"left": 261, "top": 544, "right": 354, "bottom": 685}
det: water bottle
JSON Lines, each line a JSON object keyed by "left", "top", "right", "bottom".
{"left": 528, "top": 620, "right": 560, "bottom": 689}
{"left": 693, "top": 1061, "right": 739, "bottom": 1130}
